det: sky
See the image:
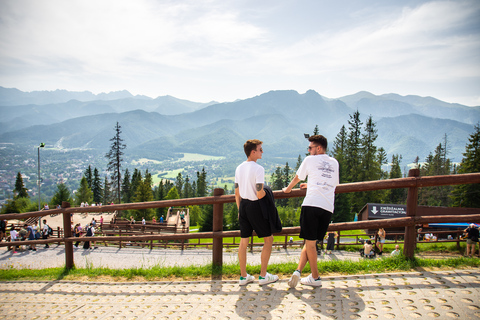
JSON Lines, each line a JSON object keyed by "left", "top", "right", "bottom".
{"left": 0, "top": 0, "right": 479, "bottom": 106}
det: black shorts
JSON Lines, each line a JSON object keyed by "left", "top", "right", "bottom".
{"left": 239, "top": 199, "right": 271, "bottom": 238}
{"left": 300, "top": 206, "right": 332, "bottom": 241}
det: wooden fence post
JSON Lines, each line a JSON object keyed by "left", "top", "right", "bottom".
{"left": 212, "top": 188, "right": 224, "bottom": 275}
{"left": 62, "top": 202, "right": 74, "bottom": 270}
{"left": 404, "top": 168, "right": 420, "bottom": 258}
{"left": 336, "top": 230, "right": 341, "bottom": 250}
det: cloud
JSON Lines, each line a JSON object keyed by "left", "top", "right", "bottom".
{"left": 250, "top": 1, "right": 480, "bottom": 79}
{"left": 0, "top": 0, "right": 479, "bottom": 105}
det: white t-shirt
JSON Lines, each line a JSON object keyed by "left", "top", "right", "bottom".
{"left": 235, "top": 161, "right": 265, "bottom": 201}
{"left": 297, "top": 154, "right": 339, "bottom": 213}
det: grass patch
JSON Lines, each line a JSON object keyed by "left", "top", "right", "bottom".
{"left": 1, "top": 256, "right": 478, "bottom": 282}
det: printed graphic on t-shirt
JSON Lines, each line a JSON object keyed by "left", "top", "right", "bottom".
{"left": 317, "top": 160, "right": 335, "bottom": 179}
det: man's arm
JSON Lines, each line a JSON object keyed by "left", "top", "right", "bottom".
{"left": 256, "top": 183, "right": 266, "bottom": 199}
{"left": 235, "top": 183, "right": 240, "bottom": 210}
{"left": 282, "top": 175, "right": 301, "bottom": 193}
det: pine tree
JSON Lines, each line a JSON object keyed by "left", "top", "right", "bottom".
{"left": 332, "top": 125, "right": 351, "bottom": 222}
{"left": 165, "top": 186, "right": 180, "bottom": 200}
{"left": 451, "top": 124, "right": 480, "bottom": 207}
{"left": 75, "top": 177, "right": 93, "bottom": 205}
{"left": 14, "top": 172, "right": 29, "bottom": 198}
{"left": 419, "top": 140, "right": 453, "bottom": 206}
{"left": 360, "top": 116, "right": 379, "bottom": 181}
{"left": 51, "top": 183, "right": 72, "bottom": 206}
{"left": 156, "top": 179, "right": 166, "bottom": 217}
{"left": 130, "top": 169, "right": 142, "bottom": 201}
{"left": 103, "top": 176, "right": 112, "bottom": 204}
{"left": 191, "top": 180, "right": 197, "bottom": 198}
{"left": 175, "top": 172, "right": 184, "bottom": 198}
{"left": 144, "top": 169, "right": 152, "bottom": 188}
{"left": 84, "top": 165, "right": 93, "bottom": 189}
{"left": 121, "top": 168, "right": 131, "bottom": 203}
{"left": 283, "top": 162, "right": 291, "bottom": 187}
{"left": 388, "top": 154, "right": 406, "bottom": 204}
{"left": 184, "top": 175, "right": 193, "bottom": 198}
{"left": 164, "top": 180, "right": 174, "bottom": 195}
{"left": 295, "top": 154, "right": 302, "bottom": 171}
{"left": 105, "top": 122, "right": 126, "bottom": 204}
{"left": 271, "top": 166, "right": 284, "bottom": 190}
{"left": 133, "top": 176, "right": 154, "bottom": 220}
{"left": 377, "top": 147, "right": 388, "bottom": 179}
{"left": 346, "top": 110, "right": 363, "bottom": 183}
{"left": 355, "top": 116, "right": 383, "bottom": 209}
{"left": 196, "top": 168, "right": 208, "bottom": 197}
{"left": 92, "top": 168, "right": 103, "bottom": 203}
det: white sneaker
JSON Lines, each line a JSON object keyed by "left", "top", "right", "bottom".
{"left": 300, "top": 274, "right": 322, "bottom": 287}
{"left": 258, "top": 272, "right": 279, "bottom": 285}
{"left": 239, "top": 274, "right": 255, "bottom": 286}
{"left": 288, "top": 270, "right": 301, "bottom": 288}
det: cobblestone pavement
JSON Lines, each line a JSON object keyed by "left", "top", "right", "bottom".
{"left": 1, "top": 246, "right": 479, "bottom": 319}
{"left": 1, "top": 269, "right": 479, "bottom": 319}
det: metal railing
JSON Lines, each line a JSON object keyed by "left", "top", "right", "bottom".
{"left": 1, "top": 170, "right": 479, "bottom": 272}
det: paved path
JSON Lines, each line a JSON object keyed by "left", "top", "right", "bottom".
{"left": 1, "top": 246, "right": 479, "bottom": 319}
{"left": 1, "top": 269, "right": 479, "bottom": 319}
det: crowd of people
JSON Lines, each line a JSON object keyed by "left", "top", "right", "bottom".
{"left": 72, "top": 220, "right": 98, "bottom": 249}
{"left": 2, "top": 219, "right": 53, "bottom": 253}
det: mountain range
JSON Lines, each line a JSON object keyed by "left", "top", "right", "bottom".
{"left": 0, "top": 86, "right": 478, "bottom": 164}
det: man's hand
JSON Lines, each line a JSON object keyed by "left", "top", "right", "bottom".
{"left": 282, "top": 187, "right": 291, "bottom": 193}
{"left": 300, "top": 183, "right": 307, "bottom": 189}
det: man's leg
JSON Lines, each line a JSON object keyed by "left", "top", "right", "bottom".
{"left": 305, "top": 240, "right": 319, "bottom": 278}
{"left": 296, "top": 244, "right": 309, "bottom": 272}
{"left": 239, "top": 237, "right": 249, "bottom": 277}
{"left": 260, "top": 236, "right": 273, "bottom": 277}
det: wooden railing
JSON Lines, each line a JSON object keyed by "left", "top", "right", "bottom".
{"left": 1, "top": 170, "right": 479, "bottom": 272}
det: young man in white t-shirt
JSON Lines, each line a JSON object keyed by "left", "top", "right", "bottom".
{"left": 235, "top": 139, "right": 278, "bottom": 285}
{"left": 283, "top": 135, "right": 339, "bottom": 287}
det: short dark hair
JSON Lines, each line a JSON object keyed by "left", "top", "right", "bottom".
{"left": 244, "top": 139, "right": 263, "bottom": 157}
{"left": 308, "top": 135, "right": 327, "bottom": 150}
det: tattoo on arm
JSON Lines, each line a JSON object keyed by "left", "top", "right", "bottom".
{"left": 234, "top": 183, "right": 239, "bottom": 189}
{"left": 256, "top": 183, "right": 263, "bottom": 191}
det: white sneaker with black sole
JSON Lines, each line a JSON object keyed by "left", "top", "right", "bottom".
{"left": 300, "top": 274, "right": 322, "bottom": 287}
{"left": 288, "top": 270, "right": 301, "bottom": 288}
{"left": 239, "top": 274, "right": 255, "bottom": 286}
{"left": 258, "top": 272, "right": 279, "bottom": 285}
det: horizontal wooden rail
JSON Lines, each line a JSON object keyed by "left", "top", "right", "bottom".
{"left": 2, "top": 172, "right": 478, "bottom": 221}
